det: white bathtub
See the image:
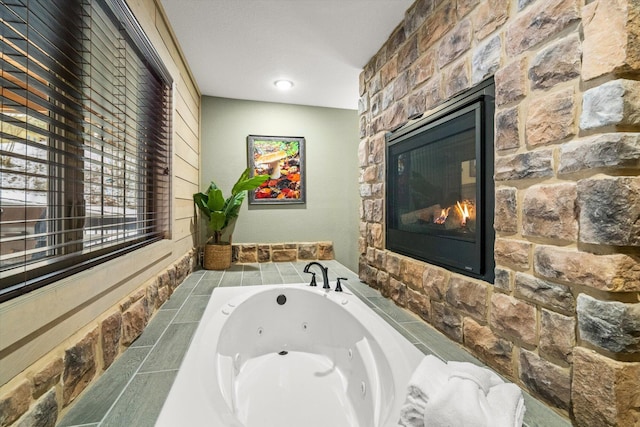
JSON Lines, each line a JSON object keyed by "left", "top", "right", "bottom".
{"left": 156, "top": 284, "right": 424, "bottom": 427}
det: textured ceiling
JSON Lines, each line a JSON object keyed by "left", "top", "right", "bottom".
{"left": 158, "top": 0, "right": 414, "bottom": 110}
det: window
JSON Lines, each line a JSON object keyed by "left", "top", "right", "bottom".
{"left": 0, "top": 0, "right": 172, "bottom": 301}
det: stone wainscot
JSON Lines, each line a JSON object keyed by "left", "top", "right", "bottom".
{"left": 232, "top": 241, "right": 335, "bottom": 263}
{"left": 0, "top": 251, "right": 197, "bottom": 426}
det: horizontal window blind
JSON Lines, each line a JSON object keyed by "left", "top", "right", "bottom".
{"left": 0, "top": 0, "right": 172, "bottom": 301}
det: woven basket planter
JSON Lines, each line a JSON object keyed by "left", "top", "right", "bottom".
{"left": 203, "top": 243, "right": 232, "bottom": 270}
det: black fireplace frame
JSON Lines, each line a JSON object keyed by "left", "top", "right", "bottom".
{"left": 385, "top": 78, "right": 495, "bottom": 282}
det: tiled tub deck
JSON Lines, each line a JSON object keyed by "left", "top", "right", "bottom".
{"left": 58, "top": 261, "right": 570, "bottom": 427}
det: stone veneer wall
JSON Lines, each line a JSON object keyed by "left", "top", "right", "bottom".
{"left": 357, "top": 0, "right": 640, "bottom": 425}
{"left": 0, "top": 251, "right": 196, "bottom": 427}
{"left": 232, "top": 241, "right": 335, "bottom": 263}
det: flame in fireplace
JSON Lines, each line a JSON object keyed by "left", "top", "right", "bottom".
{"left": 434, "top": 207, "right": 450, "bottom": 224}
{"left": 456, "top": 201, "right": 471, "bottom": 227}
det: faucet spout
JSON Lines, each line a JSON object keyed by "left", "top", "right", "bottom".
{"left": 303, "top": 262, "right": 330, "bottom": 289}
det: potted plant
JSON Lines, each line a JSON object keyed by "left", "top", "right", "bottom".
{"left": 193, "top": 168, "right": 268, "bottom": 269}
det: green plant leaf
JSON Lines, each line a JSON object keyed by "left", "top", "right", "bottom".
{"left": 209, "top": 211, "right": 226, "bottom": 232}
{"left": 231, "top": 168, "right": 269, "bottom": 195}
{"left": 193, "top": 193, "right": 210, "bottom": 218}
{"left": 224, "top": 190, "right": 246, "bottom": 221}
{"left": 207, "top": 187, "right": 225, "bottom": 211}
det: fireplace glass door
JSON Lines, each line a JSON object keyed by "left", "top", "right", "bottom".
{"left": 386, "top": 80, "right": 494, "bottom": 281}
{"left": 392, "top": 107, "right": 477, "bottom": 240}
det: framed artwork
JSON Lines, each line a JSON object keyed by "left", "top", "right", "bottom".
{"left": 247, "top": 135, "right": 305, "bottom": 204}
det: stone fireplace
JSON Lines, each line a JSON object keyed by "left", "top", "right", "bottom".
{"left": 357, "top": 0, "right": 640, "bottom": 426}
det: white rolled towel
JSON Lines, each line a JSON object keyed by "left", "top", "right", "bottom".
{"left": 448, "top": 362, "right": 525, "bottom": 427}
{"left": 398, "top": 356, "right": 449, "bottom": 427}
{"left": 486, "top": 383, "right": 526, "bottom": 427}
{"left": 423, "top": 375, "right": 489, "bottom": 427}
{"left": 398, "top": 393, "right": 429, "bottom": 427}
{"left": 407, "top": 356, "right": 449, "bottom": 400}
{"left": 447, "top": 361, "right": 503, "bottom": 393}
{"left": 422, "top": 362, "right": 525, "bottom": 427}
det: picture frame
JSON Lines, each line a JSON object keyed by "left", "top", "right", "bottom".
{"left": 247, "top": 135, "right": 306, "bottom": 205}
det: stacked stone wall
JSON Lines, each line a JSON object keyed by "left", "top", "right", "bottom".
{"left": 358, "top": 0, "right": 640, "bottom": 425}
{"left": 0, "top": 250, "right": 197, "bottom": 427}
{"left": 232, "top": 241, "right": 335, "bottom": 263}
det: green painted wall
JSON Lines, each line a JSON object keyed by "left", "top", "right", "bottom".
{"left": 200, "top": 96, "right": 360, "bottom": 271}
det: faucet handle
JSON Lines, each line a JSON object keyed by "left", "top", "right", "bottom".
{"left": 308, "top": 272, "right": 317, "bottom": 287}
{"left": 335, "top": 277, "right": 347, "bottom": 292}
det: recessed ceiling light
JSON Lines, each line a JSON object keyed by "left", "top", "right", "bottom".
{"left": 274, "top": 79, "right": 294, "bottom": 90}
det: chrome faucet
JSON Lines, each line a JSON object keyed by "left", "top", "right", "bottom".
{"left": 303, "top": 262, "right": 330, "bottom": 289}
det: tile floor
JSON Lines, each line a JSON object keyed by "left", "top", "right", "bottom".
{"left": 58, "top": 261, "right": 570, "bottom": 427}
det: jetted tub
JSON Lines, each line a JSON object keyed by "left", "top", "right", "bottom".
{"left": 156, "top": 284, "right": 424, "bottom": 427}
